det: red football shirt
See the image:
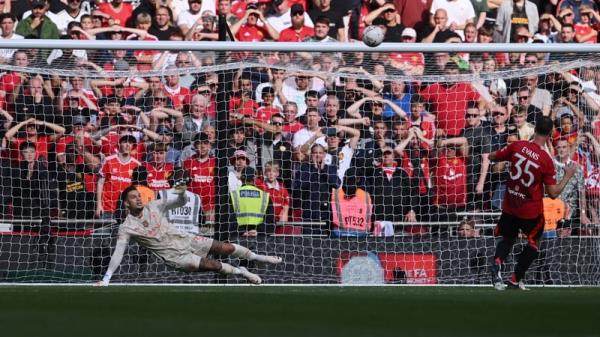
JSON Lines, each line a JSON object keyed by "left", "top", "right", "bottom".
{"left": 278, "top": 26, "right": 314, "bottom": 42}
{"left": 99, "top": 155, "right": 140, "bottom": 212}
{"left": 145, "top": 162, "right": 174, "bottom": 191}
{"left": 418, "top": 82, "right": 480, "bottom": 136}
{"left": 98, "top": 3, "right": 133, "bottom": 27}
{"left": 183, "top": 156, "right": 216, "bottom": 212}
{"left": 255, "top": 178, "right": 290, "bottom": 222}
{"left": 494, "top": 140, "right": 557, "bottom": 219}
{"left": 433, "top": 154, "right": 466, "bottom": 207}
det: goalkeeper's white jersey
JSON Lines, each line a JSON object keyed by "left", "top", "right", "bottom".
{"left": 119, "top": 195, "right": 195, "bottom": 257}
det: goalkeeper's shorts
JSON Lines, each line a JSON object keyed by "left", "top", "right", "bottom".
{"left": 162, "top": 236, "right": 214, "bottom": 271}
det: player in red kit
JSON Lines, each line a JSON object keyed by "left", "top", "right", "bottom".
{"left": 182, "top": 133, "right": 216, "bottom": 222}
{"left": 488, "top": 117, "right": 577, "bottom": 290}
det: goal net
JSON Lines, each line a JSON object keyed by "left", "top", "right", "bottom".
{"left": 0, "top": 43, "right": 599, "bottom": 285}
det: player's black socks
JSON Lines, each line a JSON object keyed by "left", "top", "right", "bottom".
{"left": 514, "top": 245, "right": 539, "bottom": 282}
{"left": 494, "top": 238, "right": 515, "bottom": 264}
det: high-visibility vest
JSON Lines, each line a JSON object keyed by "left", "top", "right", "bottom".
{"left": 230, "top": 185, "right": 270, "bottom": 227}
{"left": 543, "top": 197, "right": 566, "bottom": 231}
{"left": 331, "top": 188, "right": 372, "bottom": 234}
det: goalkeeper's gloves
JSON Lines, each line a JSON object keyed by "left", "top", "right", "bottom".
{"left": 173, "top": 180, "right": 188, "bottom": 195}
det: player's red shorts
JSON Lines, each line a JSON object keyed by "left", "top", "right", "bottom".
{"left": 495, "top": 212, "right": 545, "bottom": 250}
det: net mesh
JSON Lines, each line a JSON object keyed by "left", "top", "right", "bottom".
{"left": 0, "top": 47, "right": 599, "bottom": 285}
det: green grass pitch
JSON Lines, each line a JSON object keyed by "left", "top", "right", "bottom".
{"left": 1, "top": 286, "right": 599, "bottom": 337}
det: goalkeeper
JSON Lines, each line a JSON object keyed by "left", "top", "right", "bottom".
{"left": 97, "top": 181, "right": 282, "bottom": 285}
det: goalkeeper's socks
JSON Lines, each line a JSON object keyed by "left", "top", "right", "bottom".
{"left": 231, "top": 244, "right": 283, "bottom": 264}
{"left": 219, "top": 262, "right": 242, "bottom": 275}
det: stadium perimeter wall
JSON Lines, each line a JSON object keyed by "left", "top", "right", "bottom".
{"left": 1, "top": 236, "right": 598, "bottom": 285}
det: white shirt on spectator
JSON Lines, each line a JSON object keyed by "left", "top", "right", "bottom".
{"left": 255, "top": 82, "right": 283, "bottom": 108}
{"left": 267, "top": 9, "right": 314, "bottom": 33}
{"left": 54, "top": 9, "right": 90, "bottom": 35}
{"left": 430, "top": 0, "right": 475, "bottom": 40}
{"left": 281, "top": 76, "right": 325, "bottom": 116}
{"left": 177, "top": 10, "right": 202, "bottom": 30}
{"left": 47, "top": 49, "right": 88, "bottom": 65}
{"left": 0, "top": 33, "right": 23, "bottom": 62}
{"left": 324, "top": 144, "right": 354, "bottom": 182}
{"left": 292, "top": 128, "right": 326, "bottom": 149}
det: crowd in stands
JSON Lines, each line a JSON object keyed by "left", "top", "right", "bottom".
{"left": 0, "top": 0, "right": 599, "bottom": 237}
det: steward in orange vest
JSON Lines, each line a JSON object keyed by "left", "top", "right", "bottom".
{"left": 331, "top": 170, "right": 372, "bottom": 237}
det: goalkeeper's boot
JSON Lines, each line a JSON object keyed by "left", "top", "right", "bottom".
{"left": 506, "top": 278, "right": 530, "bottom": 291}
{"left": 239, "top": 267, "right": 262, "bottom": 285}
{"left": 490, "top": 260, "right": 506, "bottom": 291}
{"left": 264, "top": 256, "right": 283, "bottom": 265}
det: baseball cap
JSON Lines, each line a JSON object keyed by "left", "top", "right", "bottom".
{"left": 290, "top": 4, "right": 304, "bottom": 16}
{"left": 230, "top": 149, "right": 249, "bottom": 163}
{"left": 401, "top": 28, "right": 417, "bottom": 38}
{"left": 273, "top": 0, "right": 284, "bottom": 5}
{"left": 246, "top": 2, "right": 258, "bottom": 10}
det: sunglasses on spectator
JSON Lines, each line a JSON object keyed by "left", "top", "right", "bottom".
{"left": 518, "top": 96, "right": 529, "bottom": 100}
{"left": 492, "top": 111, "right": 506, "bottom": 117}
{"left": 525, "top": 59, "right": 537, "bottom": 64}
{"left": 271, "top": 122, "right": 283, "bottom": 126}
{"left": 466, "top": 114, "right": 479, "bottom": 118}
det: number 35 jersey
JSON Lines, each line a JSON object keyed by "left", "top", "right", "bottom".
{"left": 494, "top": 140, "right": 556, "bottom": 219}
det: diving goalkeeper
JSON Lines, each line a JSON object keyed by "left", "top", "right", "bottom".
{"left": 97, "top": 181, "right": 282, "bottom": 285}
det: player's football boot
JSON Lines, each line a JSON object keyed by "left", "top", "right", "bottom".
{"left": 239, "top": 267, "right": 262, "bottom": 285}
{"left": 506, "top": 280, "right": 530, "bottom": 291}
{"left": 490, "top": 262, "right": 506, "bottom": 290}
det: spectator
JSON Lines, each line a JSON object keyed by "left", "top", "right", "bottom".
{"left": 182, "top": 94, "right": 214, "bottom": 146}
{"left": 323, "top": 125, "right": 361, "bottom": 181}
{"left": 228, "top": 149, "right": 251, "bottom": 192}
{"left": 177, "top": 0, "right": 203, "bottom": 35}
{"left": 278, "top": 4, "right": 314, "bottom": 42}
{"left": 419, "top": 62, "right": 484, "bottom": 137}
{"left": 430, "top": 0, "right": 475, "bottom": 40}
{"left": 10, "top": 141, "right": 53, "bottom": 221}
{"left": 293, "top": 143, "right": 340, "bottom": 227}
{"left": 267, "top": 0, "right": 314, "bottom": 33}
{"left": 230, "top": 3, "right": 279, "bottom": 42}
{"left": 217, "top": 0, "right": 241, "bottom": 26}
{"left": 365, "top": 146, "right": 418, "bottom": 228}
{"left": 302, "top": 16, "right": 337, "bottom": 42}
{"left": 429, "top": 136, "right": 469, "bottom": 223}
{"left": 255, "top": 161, "right": 290, "bottom": 224}
{"left": 457, "top": 218, "right": 480, "bottom": 237}
{"left": 149, "top": 6, "right": 180, "bottom": 40}
{"left": 182, "top": 132, "right": 216, "bottom": 222}
{"left": 388, "top": 28, "right": 425, "bottom": 75}
{"left": 511, "top": 105, "right": 535, "bottom": 140}
{"left": 145, "top": 142, "right": 175, "bottom": 192}
{"left": 395, "top": 0, "right": 433, "bottom": 29}
{"left": 421, "top": 8, "right": 456, "bottom": 43}
{"left": 13, "top": 75, "right": 55, "bottom": 123}
{"left": 308, "top": 0, "right": 346, "bottom": 42}
{"left": 16, "top": 0, "right": 60, "bottom": 59}
{"left": 0, "top": 14, "right": 23, "bottom": 64}
{"left": 97, "top": 0, "right": 134, "bottom": 27}
{"left": 54, "top": 0, "right": 89, "bottom": 35}
{"left": 365, "top": 3, "right": 405, "bottom": 42}
{"left": 554, "top": 138, "right": 591, "bottom": 232}
{"left": 131, "top": 0, "right": 159, "bottom": 27}
{"left": 556, "top": 0, "right": 598, "bottom": 24}
{"left": 495, "top": 0, "right": 539, "bottom": 43}
{"left": 461, "top": 102, "right": 492, "bottom": 211}
{"left": 281, "top": 102, "right": 304, "bottom": 140}
{"left": 95, "top": 134, "right": 141, "bottom": 219}
{"left": 55, "top": 143, "right": 96, "bottom": 221}
{"left": 574, "top": 5, "right": 597, "bottom": 43}
{"left": 3, "top": 117, "right": 65, "bottom": 163}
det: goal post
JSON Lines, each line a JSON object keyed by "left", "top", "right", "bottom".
{"left": 0, "top": 40, "right": 598, "bottom": 285}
